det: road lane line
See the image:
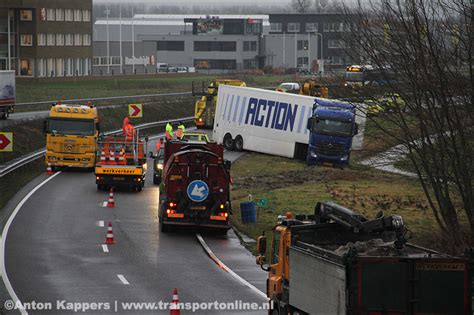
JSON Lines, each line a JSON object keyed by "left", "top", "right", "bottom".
{"left": 195, "top": 234, "right": 268, "bottom": 300}
{"left": 117, "top": 274, "right": 130, "bottom": 285}
{"left": 99, "top": 220, "right": 104, "bottom": 227}
{"left": 102, "top": 245, "right": 109, "bottom": 253}
{"left": 1, "top": 171, "right": 62, "bottom": 315}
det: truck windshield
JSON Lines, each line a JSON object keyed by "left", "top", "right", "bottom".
{"left": 48, "top": 119, "right": 95, "bottom": 136}
{"left": 313, "top": 119, "right": 352, "bottom": 137}
{"left": 344, "top": 72, "right": 364, "bottom": 82}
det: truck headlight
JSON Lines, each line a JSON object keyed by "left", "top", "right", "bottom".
{"left": 340, "top": 155, "right": 348, "bottom": 161}
{"left": 311, "top": 152, "right": 318, "bottom": 158}
{"left": 157, "top": 163, "right": 163, "bottom": 170}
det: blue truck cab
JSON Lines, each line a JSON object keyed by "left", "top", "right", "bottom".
{"left": 306, "top": 98, "right": 358, "bottom": 168}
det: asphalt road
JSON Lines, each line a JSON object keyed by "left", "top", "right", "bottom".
{"left": 3, "top": 136, "right": 267, "bottom": 314}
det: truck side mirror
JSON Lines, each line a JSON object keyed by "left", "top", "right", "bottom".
{"left": 257, "top": 236, "right": 267, "bottom": 255}
{"left": 306, "top": 117, "right": 313, "bottom": 130}
{"left": 354, "top": 123, "right": 359, "bottom": 135}
{"left": 43, "top": 119, "right": 48, "bottom": 133}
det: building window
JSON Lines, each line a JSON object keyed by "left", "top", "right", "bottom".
{"left": 82, "top": 34, "right": 91, "bottom": 46}
{"left": 55, "top": 9, "right": 64, "bottom": 21}
{"left": 324, "top": 23, "right": 344, "bottom": 32}
{"left": 20, "top": 35, "right": 33, "bottom": 46}
{"left": 328, "top": 39, "right": 346, "bottom": 48}
{"left": 37, "top": 34, "right": 46, "bottom": 46}
{"left": 157, "top": 41, "right": 185, "bottom": 51}
{"left": 82, "top": 10, "right": 91, "bottom": 22}
{"left": 245, "top": 21, "right": 261, "bottom": 35}
{"left": 194, "top": 41, "right": 236, "bottom": 52}
{"left": 37, "top": 58, "right": 46, "bottom": 77}
{"left": 47, "top": 34, "right": 55, "bottom": 46}
{"left": 243, "top": 41, "right": 257, "bottom": 52}
{"left": 288, "top": 23, "right": 300, "bottom": 32}
{"left": 20, "top": 10, "right": 33, "bottom": 21}
{"left": 46, "top": 8, "right": 55, "bottom": 21}
{"left": 56, "top": 34, "right": 64, "bottom": 46}
{"left": 56, "top": 58, "right": 64, "bottom": 77}
{"left": 297, "top": 57, "right": 309, "bottom": 66}
{"left": 270, "top": 23, "right": 282, "bottom": 32}
{"left": 111, "top": 57, "right": 121, "bottom": 65}
{"left": 329, "top": 56, "right": 345, "bottom": 65}
{"left": 73, "top": 10, "right": 82, "bottom": 22}
{"left": 65, "top": 9, "right": 73, "bottom": 21}
{"left": 93, "top": 57, "right": 101, "bottom": 66}
{"left": 306, "top": 23, "right": 318, "bottom": 32}
{"left": 74, "top": 34, "right": 82, "bottom": 46}
{"left": 20, "top": 59, "right": 33, "bottom": 76}
{"left": 194, "top": 59, "right": 236, "bottom": 70}
{"left": 297, "top": 40, "right": 309, "bottom": 50}
{"left": 243, "top": 59, "right": 257, "bottom": 69}
{"left": 65, "top": 34, "right": 73, "bottom": 46}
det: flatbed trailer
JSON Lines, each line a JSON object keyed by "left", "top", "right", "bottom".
{"left": 95, "top": 134, "right": 147, "bottom": 191}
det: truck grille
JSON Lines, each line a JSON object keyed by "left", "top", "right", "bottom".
{"left": 315, "top": 141, "right": 345, "bottom": 156}
{"left": 62, "top": 144, "right": 79, "bottom": 153}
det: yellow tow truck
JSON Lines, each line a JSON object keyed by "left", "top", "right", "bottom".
{"left": 256, "top": 201, "right": 470, "bottom": 314}
{"left": 193, "top": 79, "right": 246, "bottom": 129}
{"left": 44, "top": 102, "right": 99, "bottom": 170}
{"left": 299, "top": 77, "right": 329, "bottom": 98}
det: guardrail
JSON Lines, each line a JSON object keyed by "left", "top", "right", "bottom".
{"left": 0, "top": 116, "right": 194, "bottom": 178}
{"left": 14, "top": 92, "right": 192, "bottom": 107}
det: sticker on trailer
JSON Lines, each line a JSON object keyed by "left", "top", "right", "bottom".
{"left": 187, "top": 180, "right": 209, "bottom": 202}
{"left": 0, "top": 132, "right": 13, "bottom": 152}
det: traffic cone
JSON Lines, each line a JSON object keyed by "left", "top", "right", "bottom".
{"left": 107, "top": 188, "right": 115, "bottom": 208}
{"left": 117, "top": 150, "right": 126, "bottom": 165}
{"left": 170, "top": 288, "right": 180, "bottom": 315}
{"left": 108, "top": 149, "right": 117, "bottom": 165}
{"left": 46, "top": 163, "right": 54, "bottom": 175}
{"left": 99, "top": 150, "right": 107, "bottom": 164}
{"left": 104, "top": 222, "right": 115, "bottom": 245}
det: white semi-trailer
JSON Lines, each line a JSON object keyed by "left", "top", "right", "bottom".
{"left": 213, "top": 85, "right": 366, "bottom": 167}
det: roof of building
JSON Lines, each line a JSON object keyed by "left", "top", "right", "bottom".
{"left": 133, "top": 14, "right": 269, "bottom": 20}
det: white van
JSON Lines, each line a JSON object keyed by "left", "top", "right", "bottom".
{"left": 156, "top": 63, "right": 169, "bottom": 72}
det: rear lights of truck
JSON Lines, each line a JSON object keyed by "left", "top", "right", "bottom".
{"left": 210, "top": 212, "right": 228, "bottom": 221}
{"left": 166, "top": 209, "right": 184, "bottom": 218}
{"left": 169, "top": 202, "right": 177, "bottom": 208}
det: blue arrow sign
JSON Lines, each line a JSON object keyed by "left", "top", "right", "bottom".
{"left": 187, "top": 180, "right": 209, "bottom": 202}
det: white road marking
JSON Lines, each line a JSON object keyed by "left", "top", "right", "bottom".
{"left": 1, "top": 171, "right": 62, "bottom": 315}
{"left": 99, "top": 220, "right": 104, "bottom": 227}
{"left": 117, "top": 274, "right": 130, "bottom": 285}
{"left": 102, "top": 244, "right": 109, "bottom": 253}
{"left": 195, "top": 234, "right": 268, "bottom": 300}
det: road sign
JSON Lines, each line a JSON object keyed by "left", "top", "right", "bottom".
{"left": 0, "top": 132, "right": 13, "bottom": 152}
{"left": 128, "top": 104, "right": 143, "bottom": 118}
{"left": 187, "top": 180, "right": 209, "bottom": 202}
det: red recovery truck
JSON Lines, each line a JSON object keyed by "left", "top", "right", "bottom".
{"left": 159, "top": 139, "right": 232, "bottom": 232}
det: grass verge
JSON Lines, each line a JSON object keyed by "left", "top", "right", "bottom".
{"left": 229, "top": 152, "right": 454, "bottom": 254}
{"left": 16, "top": 74, "right": 295, "bottom": 103}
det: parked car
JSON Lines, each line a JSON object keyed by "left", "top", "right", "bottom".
{"left": 276, "top": 82, "right": 300, "bottom": 93}
{"left": 177, "top": 67, "right": 187, "bottom": 73}
{"left": 167, "top": 66, "right": 178, "bottom": 73}
{"left": 156, "top": 63, "right": 169, "bottom": 73}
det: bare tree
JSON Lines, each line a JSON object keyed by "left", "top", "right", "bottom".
{"left": 341, "top": 0, "right": 473, "bottom": 251}
{"left": 292, "top": 0, "right": 313, "bottom": 13}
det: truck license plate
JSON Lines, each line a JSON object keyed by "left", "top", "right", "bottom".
{"left": 113, "top": 177, "right": 125, "bottom": 181}
{"left": 191, "top": 206, "right": 206, "bottom": 211}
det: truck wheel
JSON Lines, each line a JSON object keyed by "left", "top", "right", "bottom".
{"left": 234, "top": 135, "right": 244, "bottom": 151}
{"left": 223, "top": 133, "right": 234, "bottom": 150}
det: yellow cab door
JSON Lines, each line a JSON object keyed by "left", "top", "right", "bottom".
{"left": 268, "top": 226, "right": 289, "bottom": 301}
